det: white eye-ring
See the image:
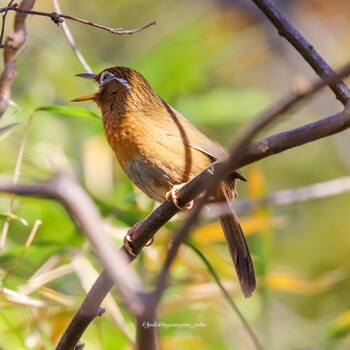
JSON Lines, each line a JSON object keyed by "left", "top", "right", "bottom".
{"left": 99, "top": 71, "right": 131, "bottom": 90}
{"left": 100, "top": 71, "right": 116, "bottom": 86}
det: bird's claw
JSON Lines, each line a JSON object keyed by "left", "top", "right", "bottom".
{"left": 166, "top": 184, "right": 193, "bottom": 210}
{"left": 123, "top": 222, "right": 141, "bottom": 257}
{"left": 123, "top": 222, "right": 154, "bottom": 256}
{"left": 123, "top": 233, "right": 137, "bottom": 257}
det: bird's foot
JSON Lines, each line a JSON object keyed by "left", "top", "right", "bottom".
{"left": 166, "top": 184, "right": 194, "bottom": 210}
{"left": 123, "top": 221, "right": 154, "bottom": 257}
{"left": 123, "top": 222, "right": 141, "bottom": 257}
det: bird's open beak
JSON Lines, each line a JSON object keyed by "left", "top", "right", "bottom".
{"left": 71, "top": 73, "right": 98, "bottom": 102}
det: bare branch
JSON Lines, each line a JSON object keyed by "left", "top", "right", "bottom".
{"left": 0, "top": 4, "right": 156, "bottom": 35}
{"left": 2, "top": 103, "right": 349, "bottom": 349}
{"left": 0, "top": 1, "right": 155, "bottom": 119}
{"left": 135, "top": 65, "right": 350, "bottom": 311}
{"left": 1, "top": 2, "right": 350, "bottom": 347}
{"left": 52, "top": 0, "right": 92, "bottom": 73}
{"left": 0, "top": 1, "right": 16, "bottom": 47}
{"left": 136, "top": 312, "right": 158, "bottom": 350}
{"left": 0, "top": 174, "right": 144, "bottom": 315}
{"left": 120, "top": 109, "right": 350, "bottom": 259}
{"left": 250, "top": 0, "right": 350, "bottom": 104}
{"left": 0, "top": 0, "right": 35, "bottom": 118}
{"left": 56, "top": 270, "right": 118, "bottom": 350}
{"left": 206, "top": 176, "right": 350, "bottom": 218}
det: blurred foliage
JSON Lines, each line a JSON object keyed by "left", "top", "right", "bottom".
{"left": 1, "top": 0, "right": 350, "bottom": 349}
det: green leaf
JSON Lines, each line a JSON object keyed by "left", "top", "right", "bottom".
{"left": 328, "top": 309, "right": 350, "bottom": 340}
{"left": 35, "top": 105, "right": 100, "bottom": 119}
{"left": 185, "top": 240, "right": 240, "bottom": 307}
{"left": 0, "top": 123, "right": 20, "bottom": 141}
{"left": 185, "top": 240, "right": 263, "bottom": 348}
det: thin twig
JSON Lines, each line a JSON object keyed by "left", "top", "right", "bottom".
{"left": 206, "top": 176, "right": 350, "bottom": 218}
{"left": 2, "top": 219, "right": 41, "bottom": 284}
{"left": 0, "top": 0, "right": 16, "bottom": 47}
{"left": 0, "top": 110, "right": 34, "bottom": 249}
{"left": 250, "top": 0, "right": 350, "bottom": 104}
{"left": 0, "top": 4, "right": 156, "bottom": 35}
{"left": 52, "top": 0, "right": 92, "bottom": 73}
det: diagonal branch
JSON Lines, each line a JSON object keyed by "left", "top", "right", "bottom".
{"left": 0, "top": 174, "right": 144, "bottom": 316}
{"left": 1, "top": 103, "right": 350, "bottom": 349}
{"left": 127, "top": 64, "right": 350, "bottom": 256}
{"left": 52, "top": 0, "right": 92, "bottom": 73}
{"left": 250, "top": 0, "right": 350, "bottom": 104}
{"left": 56, "top": 63, "right": 350, "bottom": 348}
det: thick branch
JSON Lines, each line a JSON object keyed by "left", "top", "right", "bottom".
{"left": 250, "top": 0, "right": 350, "bottom": 104}
{"left": 136, "top": 309, "right": 158, "bottom": 350}
{"left": 1, "top": 104, "right": 349, "bottom": 349}
{"left": 0, "top": 174, "right": 144, "bottom": 310}
{"left": 56, "top": 270, "right": 116, "bottom": 350}
{"left": 2, "top": 61, "right": 350, "bottom": 349}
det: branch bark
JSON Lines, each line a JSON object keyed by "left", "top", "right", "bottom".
{"left": 0, "top": 0, "right": 35, "bottom": 118}
{"left": 1, "top": 103, "right": 349, "bottom": 349}
{"left": 250, "top": 0, "right": 350, "bottom": 104}
{"left": 1, "top": 1, "right": 350, "bottom": 349}
{"left": 0, "top": 4, "right": 156, "bottom": 35}
{"left": 52, "top": 102, "right": 350, "bottom": 348}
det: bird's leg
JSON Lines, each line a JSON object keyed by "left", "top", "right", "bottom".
{"left": 166, "top": 183, "right": 194, "bottom": 210}
{"left": 123, "top": 221, "right": 154, "bottom": 257}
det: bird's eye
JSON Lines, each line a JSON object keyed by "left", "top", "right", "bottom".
{"left": 99, "top": 71, "right": 115, "bottom": 86}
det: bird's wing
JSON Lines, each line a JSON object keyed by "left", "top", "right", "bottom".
{"left": 153, "top": 101, "right": 247, "bottom": 182}
{"left": 157, "top": 100, "right": 227, "bottom": 161}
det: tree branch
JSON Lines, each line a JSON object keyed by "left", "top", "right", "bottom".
{"left": 0, "top": 1, "right": 16, "bottom": 47}
{"left": 0, "top": 1, "right": 155, "bottom": 118}
{"left": 206, "top": 176, "right": 350, "bottom": 218}
{"left": 0, "top": 174, "right": 144, "bottom": 309}
{"left": 1, "top": 2, "right": 350, "bottom": 348}
{"left": 0, "top": 4, "right": 156, "bottom": 35}
{"left": 1, "top": 102, "right": 350, "bottom": 349}
{"left": 18, "top": 64, "right": 350, "bottom": 348}
{"left": 52, "top": 0, "right": 92, "bottom": 73}
{"left": 0, "top": 0, "right": 35, "bottom": 118}
{"left": 250, "top": 0, "right": 350, "bottom": 104}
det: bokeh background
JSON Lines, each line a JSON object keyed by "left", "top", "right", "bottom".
{"left": 1, "top": 0, "right": 350, "bottom": 349}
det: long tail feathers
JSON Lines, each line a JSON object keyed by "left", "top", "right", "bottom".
{"left": 219, "top": 202, "right": 256, "bottom": 297}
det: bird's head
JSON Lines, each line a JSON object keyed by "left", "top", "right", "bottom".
{"left": 72, "top": 67, "right": 156, "bottom": 112}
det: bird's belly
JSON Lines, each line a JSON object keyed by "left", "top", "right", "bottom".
{"left": 123, "top": 156, "right": 174, "bottom": 202}
{"left": 104, "top": 116, "right": 213, "bottom": 202}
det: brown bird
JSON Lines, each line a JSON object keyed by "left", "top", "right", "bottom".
{"left": 72, "top": 67, "right": 256, "bottom": 297}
